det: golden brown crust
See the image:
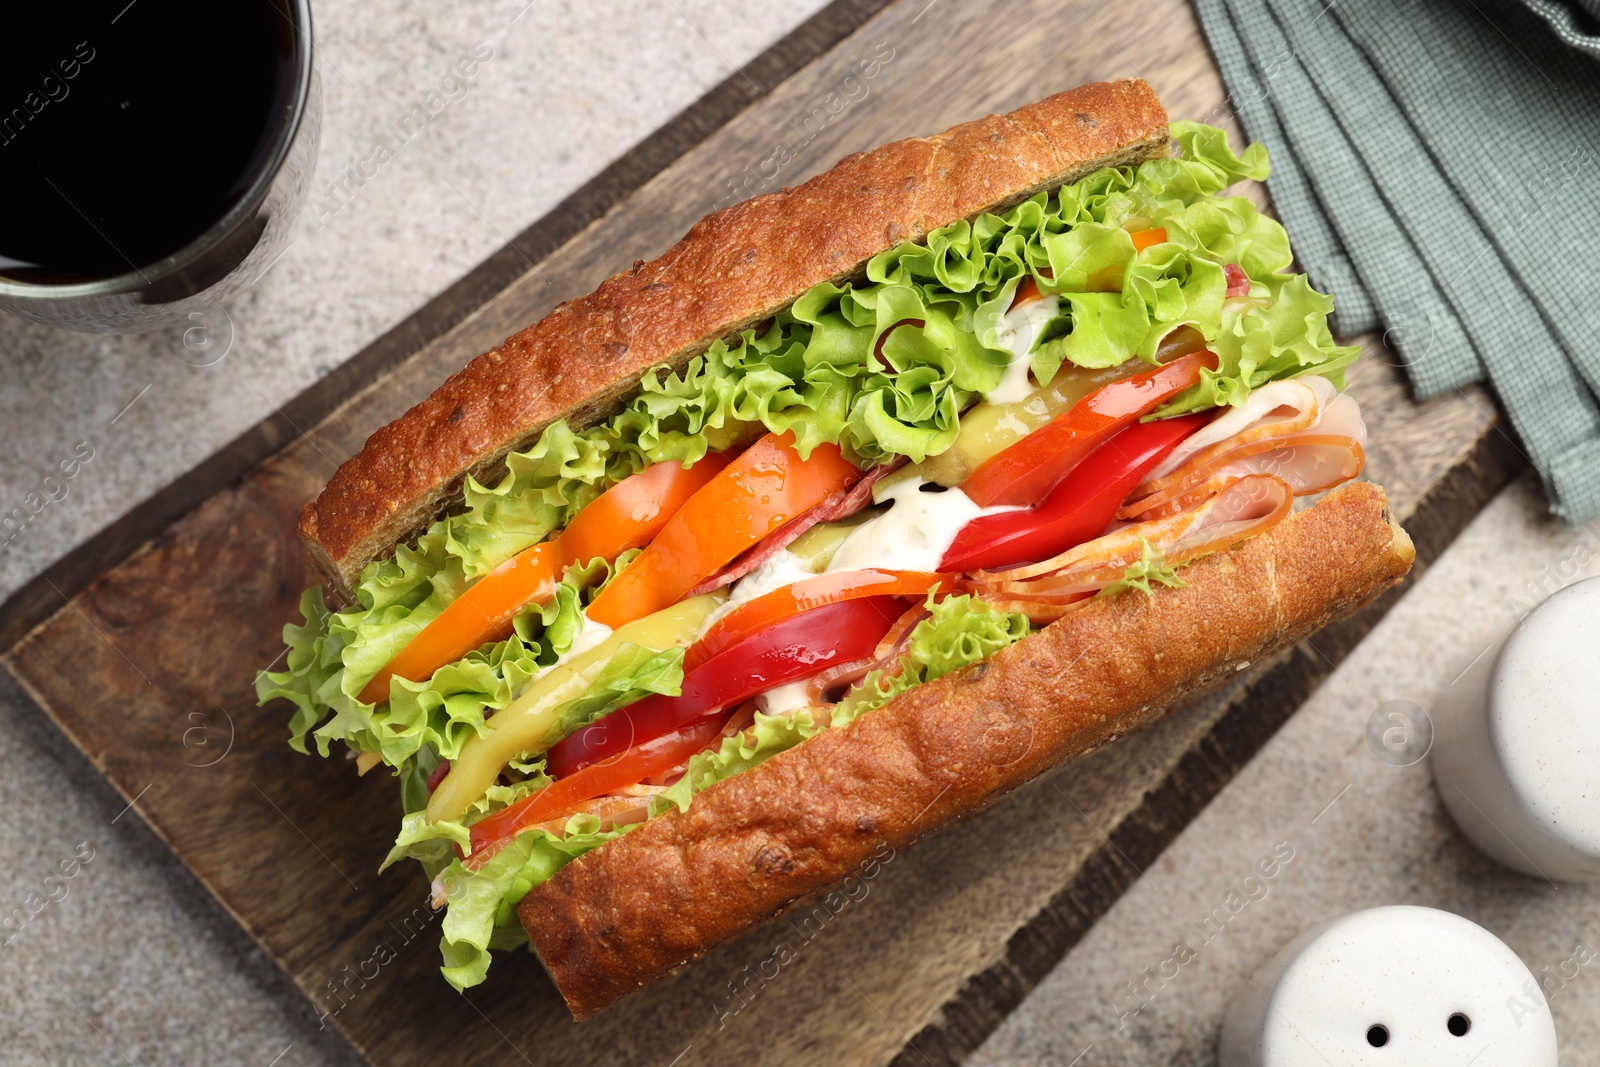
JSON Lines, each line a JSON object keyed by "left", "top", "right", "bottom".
{"left": 518, "top": 481, "right": 1415, "bottom": 1018}
{"left": 301, "top": 80, "right": 1171, "bottom": 595}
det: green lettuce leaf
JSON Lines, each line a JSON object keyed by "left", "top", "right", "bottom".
{"left": 398, "top": 744, "right": 444, "bottom": 822}
{"left": 1155, "top": 271, "right": 1358, "bottom": 416}
{"left": 256, "top": 586, "right": 360, "bottom": 754}
{"left": 262, "top": 122, "right": 1351, "bottom": 776}
{"left": 254, "top": 557, "right": 611, "bottom": 767}
{"left": 1097, "top": 537, "right": 1186, "bottom": 599}
{"left": 430, "top": 817, "right": 634, "bottom": 992}
{"left": 383, "top": 809, "right": 469, "bottom": 877}
{"left": 444, "top": 421, "right": 614, "bottom": 577}
{"left": 650, "top": 709, "right": 829, "bottom": 817}
{"left": 836, "top": 594, "right": 1031, "bottom": 723}
{"left": 542, "top": 642, "right": 686, "bottom": 749}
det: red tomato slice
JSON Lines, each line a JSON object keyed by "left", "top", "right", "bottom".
{"left": 960, "top": 350, "right": 1219, "bottom": 508}
{"left": 546, "top": 596, "right": 903, "bottom": 778}
{"left": 941, "top": 413, "right": 1210, "bottom": 572}
{"left": 685, "top": 569, "right": 947, "bottom": 674}
{"left": 358, "top": 455, "right": 728, "bottom": 705}
{"left": 465, "top": 712, "right": 727, "bottom": 868}
{"left": 586, "top": 432, "right": 862, "bottom": 629}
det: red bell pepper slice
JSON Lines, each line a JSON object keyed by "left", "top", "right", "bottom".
{"left": 941, "top": 413, "right": 1210, "bottom": 572}
{"left": 685, "top": 569, "right": 947, "bottom": 675}
{"left": 960, "top": 349, "right": 1218, "bottom": 508}
{"left": 465, "top": 712, "right": 727, "bottom": 867}
{"left": 546, "top": 595, "right": 903, "bottom": 778}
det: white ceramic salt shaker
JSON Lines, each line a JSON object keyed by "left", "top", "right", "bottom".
{"left": 1219, "top": 905, "right": 1556, "bottom": 1066}
{"left": 1430, "top": 576, "right": 1600, "bottom": 881}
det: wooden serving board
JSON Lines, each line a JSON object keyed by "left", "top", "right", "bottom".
{"left": 0, "top": 0, "right": 1521, "bottom": 1065}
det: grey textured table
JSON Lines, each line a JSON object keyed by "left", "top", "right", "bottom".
{"left": 969, "top": 472, "right": 1600, "bottom": 1065}
{"left": 3, "top": 3, "right": 1597, "bottom": 1066}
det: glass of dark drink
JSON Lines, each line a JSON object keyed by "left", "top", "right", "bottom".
{"left": 0, "top": 0, "right": 320, "bottom": 332}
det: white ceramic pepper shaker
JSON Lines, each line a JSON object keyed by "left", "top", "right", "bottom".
{"left": 1219, "top": 905, "right": 1556, "bottom": 1066}
{"left": 1431, "top": 576, "right": 1600, "bottom": 882}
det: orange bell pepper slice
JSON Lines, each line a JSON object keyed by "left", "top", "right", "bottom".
{"left": 358, "top": 454, "right": 728, "bottom": 705}
{"left": 1129, "top": 226, "right": 1168, "bottom": 252}
{"left": 585, "top": 432, "right": 861, "bottom": 629}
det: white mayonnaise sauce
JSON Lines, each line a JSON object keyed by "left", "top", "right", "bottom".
{"left": 720, "top": 478, "right": 1018, "bottom": 711}
{"left": 756, "top": 679, "right": 815, "bottom": 716}
{"left": 984, "top": 294, "right": 1061, "bottom": 405}
{"left": 566, "top": 612, "right": 614, "bottom": 658}
{"left": 697, "top": 548, "right": 819, "bottom": 636}
{"left": 506, "top": 613, "right": 615, "bottom": 702}
{"left": 825, "top": 476, "right": 1017, "bottom": 574}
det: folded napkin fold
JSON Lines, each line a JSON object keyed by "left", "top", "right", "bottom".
{"left": 1194, "top": 0, "right": 1600, "bottom": 519}
{"left": 1520, "top": 0, "right": 1600, "bottom": 57}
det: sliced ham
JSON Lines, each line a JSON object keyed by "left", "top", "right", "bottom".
{"left": 607, "top": 783, "right": 671, "bottom": 798}
{"left": 1121, "top": 380, "right": 1364, "bottom": 521}
{"left": 521, "top": 794, "right": 653, "bottom": 836}
{"left": 1146, "top": 376, "right": 1337, "bottom": 483}
{"left": 965, "top": 474, "right": 1293, "bottom": 605}
{"left": 964, "top": 593, "right": 1093, "bottom": 624}
{"left": 685, "top": 458, "right": 906, "bottom": 598}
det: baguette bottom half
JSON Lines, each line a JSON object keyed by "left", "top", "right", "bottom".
{"left": 518, "top": 480, "right": 1416, "bottom": 1019}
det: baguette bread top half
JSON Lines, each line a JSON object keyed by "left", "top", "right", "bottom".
{"left": 300, "top": 79, "right": 1171, "bottom": 596}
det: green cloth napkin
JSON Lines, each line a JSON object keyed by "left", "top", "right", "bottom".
{"left": 1193, "top": 0, "right": 1600, "bottom": 520}
{"left": 1520, "top": 0, "right": 1600, "bottom": 57}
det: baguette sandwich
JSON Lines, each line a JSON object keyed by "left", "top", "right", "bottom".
{"left": 259, "top": 78, "right": 1414, "bottom": 1019}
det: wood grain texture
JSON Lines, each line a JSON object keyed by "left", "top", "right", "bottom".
{"left": 0, "top": 1, "right": 1522, "bottom": 1066}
